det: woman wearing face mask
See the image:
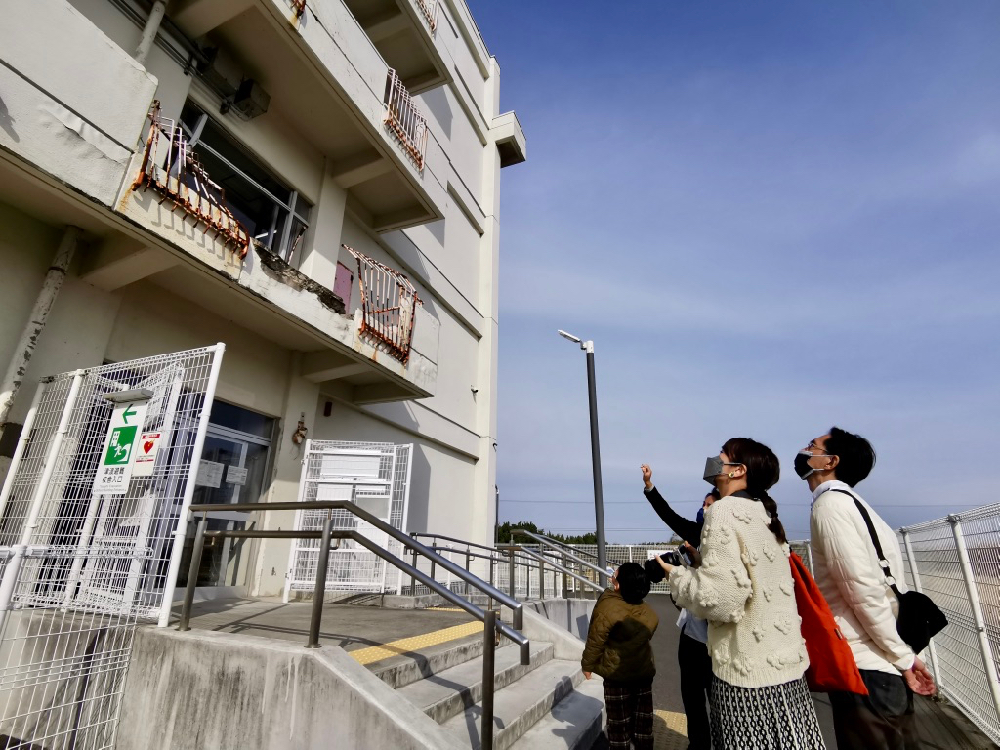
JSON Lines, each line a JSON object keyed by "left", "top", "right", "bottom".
{"left": 656, "top": 438, "right": 825, "bottom": 750}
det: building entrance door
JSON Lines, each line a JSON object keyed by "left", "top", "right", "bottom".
{"left": 176, "top": 403, "right": 274, "bottom": 593}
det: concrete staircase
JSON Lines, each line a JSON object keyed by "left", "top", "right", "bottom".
{"left": 364, "top": 630, "right": 606, "bottom": 750}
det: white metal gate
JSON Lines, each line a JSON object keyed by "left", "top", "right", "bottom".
{"left": 284, "top": 440, "right": 412, "bottom": 599}
{"left": 0, "top": 344, "right": 223, "bottom": 749}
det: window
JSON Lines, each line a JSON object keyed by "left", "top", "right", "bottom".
{"left": 179, "top": 102, "right": 311, "bottom": 263}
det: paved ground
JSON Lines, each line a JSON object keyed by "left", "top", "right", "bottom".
{"left": 173, "top": 596, "right": 477, "bottom": 652}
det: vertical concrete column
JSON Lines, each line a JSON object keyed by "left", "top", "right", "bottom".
{"left": 470, "top": 59, "right": 505, "bottom": 547}
{"left": 297, "top": 159, "right": 348, "bottom": 290}
{"left": 251, "top": 352, "right": 321, "bottom": 597}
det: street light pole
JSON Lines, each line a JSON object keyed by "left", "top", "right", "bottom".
{"left": 558, "top": 331, "right": 608, "bottom": 588}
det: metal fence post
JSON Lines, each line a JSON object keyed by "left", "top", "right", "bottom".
{"left": 562, "top": 553, "right": 568, "bottom": 599}
{"left": 538, "top": 557, "right": 545, "bottom": 600}
{"left": 950, "top": 515, "right": 1000, "bottom": 718}
{"left": 159, "top": 344, "right": 225, "bottom": 627}
{"left": 508, "top": 551, "right": 515, "bottom": 599}
{"left": 901, "top": 528, "right": 943, "bottom": 687}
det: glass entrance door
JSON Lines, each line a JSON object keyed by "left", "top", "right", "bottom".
{"left": 177, "top": 402, "right": 273, "bottom": 591}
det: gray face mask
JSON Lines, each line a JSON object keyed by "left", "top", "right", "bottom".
{"left": 703, "top": 456, "right": 725, "bottom": 485}
{"left": 703, "top": 456, "right": 740, "bottom": 486}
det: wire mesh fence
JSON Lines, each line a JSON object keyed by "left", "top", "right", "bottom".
{"left": 0, "top": 345, "right": 222, "bottom": 749}
{"left": 285, "top": 441, "right": 412, "bottom": 599}
{"left": 899, "top": 506, "right": 1000, "bottom": 746}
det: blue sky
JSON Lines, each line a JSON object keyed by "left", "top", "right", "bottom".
{"left": 467, "top": 1, "right": 1000, "bottom": 543}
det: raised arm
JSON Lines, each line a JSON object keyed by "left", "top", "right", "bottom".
{"left": 641, "top": 464, "right": 702, "bottom": 546}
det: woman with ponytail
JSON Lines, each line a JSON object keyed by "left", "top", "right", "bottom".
{"left": 655, "top": 438, "right": 825, "bottom": 750}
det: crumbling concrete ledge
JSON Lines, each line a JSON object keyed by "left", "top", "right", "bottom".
{"left": 115, "top": 626, "right": 465, "bottom": 750}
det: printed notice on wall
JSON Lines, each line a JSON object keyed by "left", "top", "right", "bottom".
{"left": 195, "top": 459, "right": 224, "bottom": 488}
{"left": 132, "top": 432, "right": 162, "bottom": 478}
{"left": 226, "top": 466, "right": 248, "bottom": 485}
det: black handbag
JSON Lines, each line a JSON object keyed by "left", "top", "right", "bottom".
{"left": 830, "top": 489, "right": 948, "bottom": 654}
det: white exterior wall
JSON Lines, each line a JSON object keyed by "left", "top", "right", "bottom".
{"left": 0, "top": 0, "right": 522, "bottom": 596}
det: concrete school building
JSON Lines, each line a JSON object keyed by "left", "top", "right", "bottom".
{"left": 0, "top": 0, "right": 524, "bottom": 598}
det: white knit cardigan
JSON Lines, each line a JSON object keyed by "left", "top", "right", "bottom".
{"left": 669, "top": 495, "right": 809, "bottom": 689}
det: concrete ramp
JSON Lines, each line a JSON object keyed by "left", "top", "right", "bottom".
{"left": 115, "top": 627, "right": 465, "bottom": 750}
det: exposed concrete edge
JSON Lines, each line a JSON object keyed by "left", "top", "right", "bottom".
{"left": 121, "top": 626, "right": 467, "bottom": 750}
{"left": 521, "top": 605, "right": 585, "bottom": 662}
{"left": 311, "top": 647, "right": 468, "bottom": 750}
{"left": 523, "top": 598, "right": 597, "bottom": 642}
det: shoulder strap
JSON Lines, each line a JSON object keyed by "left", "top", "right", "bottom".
{"left": 828, "top": 489, "right": 902, "bottom": 597}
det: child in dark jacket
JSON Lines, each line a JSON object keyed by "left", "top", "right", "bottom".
{"left": 582, "top": 562, "right": 659, "bottom": 750}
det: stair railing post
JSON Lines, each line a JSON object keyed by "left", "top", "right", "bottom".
{"left": 950, "top": 514, "right": 1000, "bottom": 718}
{"left": 177, "top": 514, "right": 207, "bottom": 631}
{"left": 481, "top": 609, "right": 497, "bottom": 750}
{"left": 409, "top": 534, "right": 418, "bottom": 596}
{"left": 307, "top": 513, "right": 334, "bottom": 648}
{"left": 538, "top": 556, "right": 545, "bottom": 600}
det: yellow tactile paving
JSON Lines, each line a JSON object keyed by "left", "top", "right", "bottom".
{"left": 349, "top": 620, "right": 483, "bottom": 666}
{"left": 652, "top": 710, "right": 688, "bottom": 750}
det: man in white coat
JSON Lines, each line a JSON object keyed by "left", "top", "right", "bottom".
{"left": 799, "top": 427, "right": 935, "bottom": 750}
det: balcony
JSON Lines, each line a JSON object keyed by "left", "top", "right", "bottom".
{"left": 0, "top": 0, "right": 156, "bottom": 209}
{"left": 100, "top": 106, "right": 437, "bottom": 404}
{"left": 343, "top": 0, "right": 452, "bottom": 95}
{"left": 166, "top": 0, "right": 446, "bottom": 232}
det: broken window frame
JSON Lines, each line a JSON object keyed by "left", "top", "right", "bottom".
{"left": 179, "top": 104, "right": 312, "bottom": 264}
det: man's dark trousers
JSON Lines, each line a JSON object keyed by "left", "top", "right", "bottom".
{"left": 678, "top": 630, "right": 712, "bottom": 750}
{"left": 830, "top": 668, "right": 918, "bottom": 750}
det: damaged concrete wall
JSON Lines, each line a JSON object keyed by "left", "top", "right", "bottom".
{"left": 0, "top": 0, "right": 157, "bottom": 205}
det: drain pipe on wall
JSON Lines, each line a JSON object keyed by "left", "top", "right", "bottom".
{"left": 0, "top": 227, "right": 81, "bottom": 440}
{"left": 135, "top": 1, "right": 169, "bottom": 65}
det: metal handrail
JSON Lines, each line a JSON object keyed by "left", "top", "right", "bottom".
{"left": 509, "top": 528, "right": 603, "bottom": 564}
{"left": 512, "top": 529, "right": 609, "bottom": 578}
{"left": 498, "top": 544, "right": 604, "bottom": 594}
{"left": 421, "top": 534, "right": 603, "bottom": 601}
{"left": 177, "top": 501, "right": 529, "bottom": 750}
{"left": 413, "top": 532, "right": 500, "bottom": 555}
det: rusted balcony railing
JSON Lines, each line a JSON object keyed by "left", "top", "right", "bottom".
{"left": 413, "top": 0, "right": 438, "bottom": 32}
{"left": 132, "top": 102, "right": 250, "bottom": 258}
{"left": 345, "top": 245, "right": 421, "bottom": 364}
{"left": 384, "top": 69, "right": 429, "bottom": 171}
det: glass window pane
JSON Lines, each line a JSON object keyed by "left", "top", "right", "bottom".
{"left": 209, "top": 401, "right": 274, "bottom": 439}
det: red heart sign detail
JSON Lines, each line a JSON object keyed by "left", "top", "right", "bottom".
{"left": 143, "top": 440, "right": 155, "bottom": 454}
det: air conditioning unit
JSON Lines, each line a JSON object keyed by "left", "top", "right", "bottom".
{"left": 234, "top": 79, "right": 270, "bottom": 120}
{"left": 198, "top": 48, "right": 271, "bottom": 120}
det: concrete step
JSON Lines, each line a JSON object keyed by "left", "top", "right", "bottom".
{"left": 397, "top": 641, "right": 554, "bottom": 724}
{"left": 367, "top": 632, "right": 485, "bottom": 689}
{"left": 441, "top": 657, "right": 585, "bottom": 750}
{"left": 365, "top": 628, "right": 517, "bottom": 690}
{"left": 508, "top": 675, "right": 605, "bottom": 750}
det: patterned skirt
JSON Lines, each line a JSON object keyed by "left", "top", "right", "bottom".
{"left": 710, "top": 675, "right": 827, "bottom": 750}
